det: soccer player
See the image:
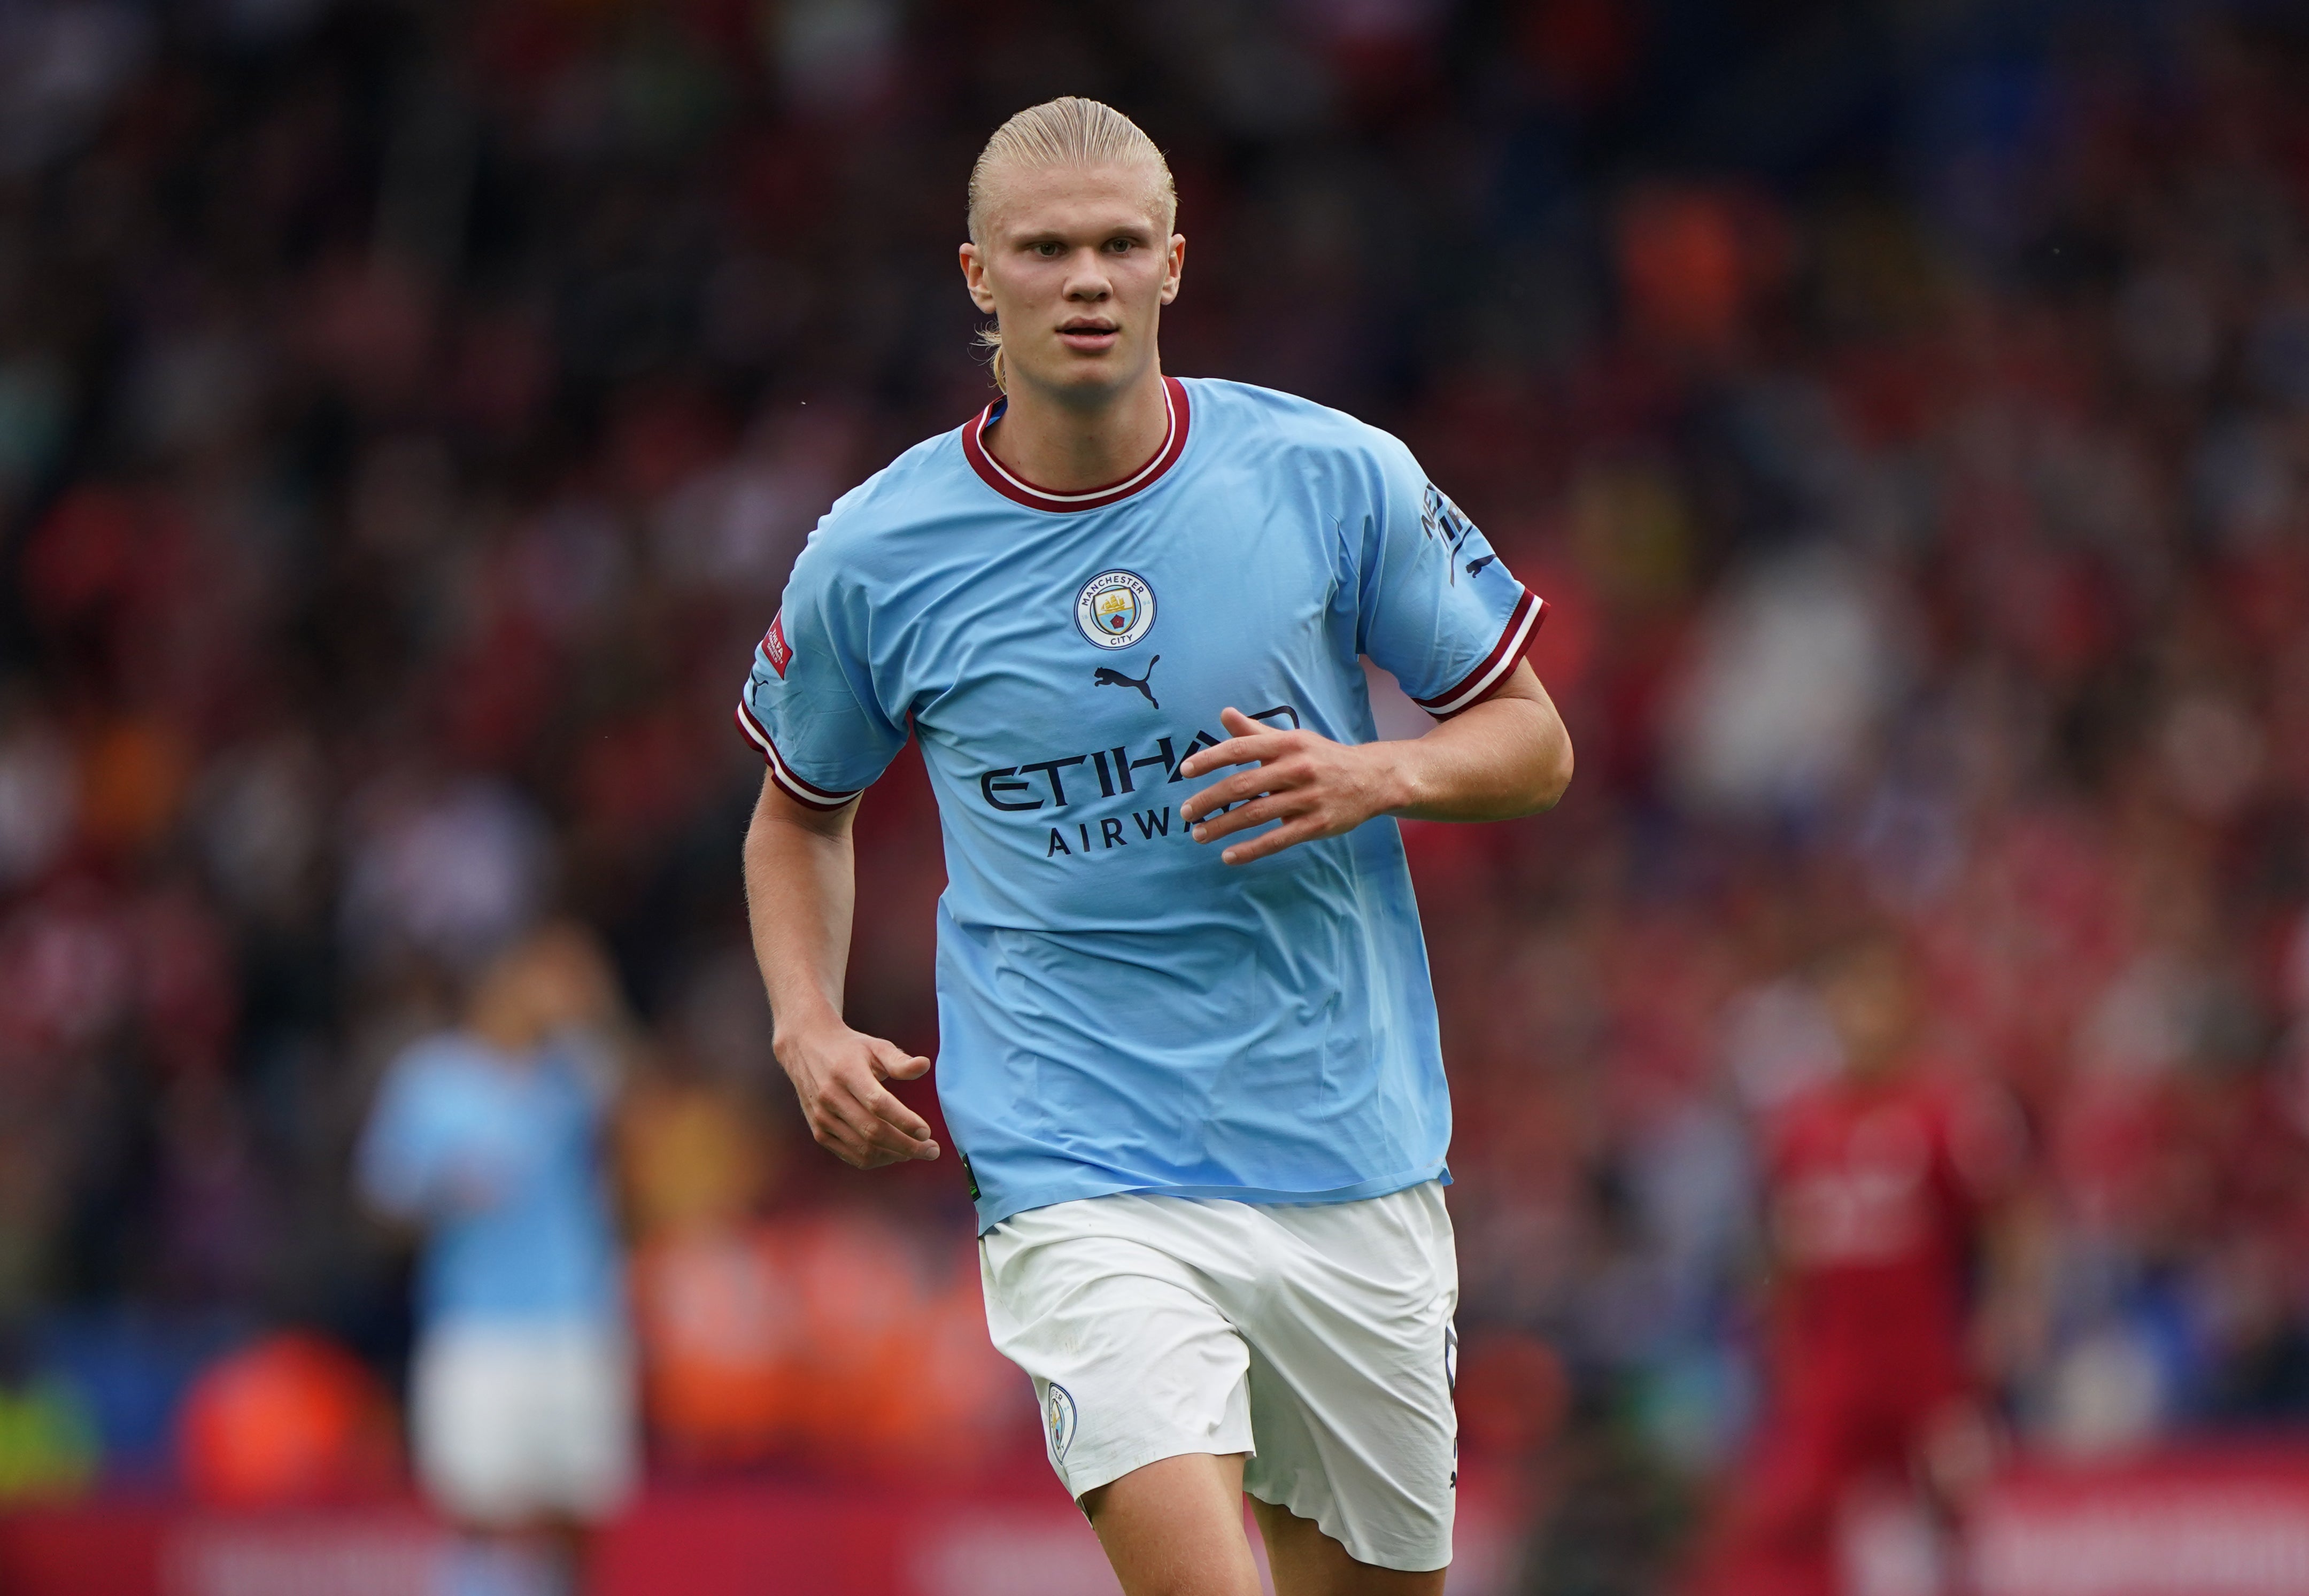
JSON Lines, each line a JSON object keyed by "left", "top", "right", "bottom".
{"left": 738, "top": 98, "right": 1572, "bottom": 1596}
{"left": 357, "top": 924, "right": 636, "bottom": 1596}
{"left": 1693, "top": 930, "right": 2018, "bottom": 1596}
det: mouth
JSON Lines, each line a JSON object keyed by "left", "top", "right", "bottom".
{"left": 1057, "top": 320, "right": 1119, "bottom": 351}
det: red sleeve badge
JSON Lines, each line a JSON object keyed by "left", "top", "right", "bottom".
{"left": 761, "top": 612, "right": 792, "bottom": 678}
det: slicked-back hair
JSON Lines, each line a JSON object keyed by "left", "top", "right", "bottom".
{"left": 968, "top": 97, "right": 1176, "bottom": 391}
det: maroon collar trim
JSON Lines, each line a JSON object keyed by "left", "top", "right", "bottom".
{"left": 961, "top": 376, "right": 1190, "bottom": 512}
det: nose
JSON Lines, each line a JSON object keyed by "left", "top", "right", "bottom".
{"left": 1063, "top": 246, "right": 1114, "bottom": 300}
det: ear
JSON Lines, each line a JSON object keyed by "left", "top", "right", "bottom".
{"left": 1158, "top": 233, "right": 1186, "bottom": 307}
{"left": 960, "top": 242, "right": 998, "bottom": 314}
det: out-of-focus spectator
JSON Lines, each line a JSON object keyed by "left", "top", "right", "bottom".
{"left": 1692, "top": 932, "right": 2020, "bottom": 1596}
{"left": 357, "top": 924, "right": 634, "bottom": 1596}
{"left": 621, "top": 1042, "right": 790, "bottom": 1467}
{"left": 341, "top": 777, "right": 552, "bottom": 977}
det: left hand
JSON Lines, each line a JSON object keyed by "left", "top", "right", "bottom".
{"left": 1178, "top": 708, "right": 1404, "bottom": 865}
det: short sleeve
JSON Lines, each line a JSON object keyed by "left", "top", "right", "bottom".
{"left": 357, "top": 1056, "right": 446, "bottom": 1219}
{"left": 734, "top": 537, "right": 907, "bottom": 809}
{"left": 1354, "top": 437, "right": 1546, "bottom": 718}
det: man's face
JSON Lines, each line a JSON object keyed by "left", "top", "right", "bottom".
{"left": 960, "top": 162, "right": 1184, "bottom": 406}
{"left": 1821, "top": 944, "right": 1917, "bottom": 1080}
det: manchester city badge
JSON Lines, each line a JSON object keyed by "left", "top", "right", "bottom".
{"left": 1044, "top": 1382, "right": 1078, "bottom": 1461}
{"left": 1074, "top": 569, "right": 1155, "bottom": 650}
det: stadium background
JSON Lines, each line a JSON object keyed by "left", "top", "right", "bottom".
{"left": 3, "top": 0, "right": 2309, "bottom": 1592}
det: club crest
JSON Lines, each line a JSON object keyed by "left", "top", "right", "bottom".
{"left": 1045, "top": 1383, "right": 1078, "bottom": 1460}
{"left": 1075, "top": 570, "right": 1156, "bottom": 650}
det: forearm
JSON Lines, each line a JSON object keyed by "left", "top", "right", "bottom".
{"left": 743, "top": 792, "right": 858, "bottom": 1044}
{"left": 1383, "top": 672, "right": 1573, "bottom": 822}
{"left": 740, "top": 775, "right": 940, "bottom": 1167}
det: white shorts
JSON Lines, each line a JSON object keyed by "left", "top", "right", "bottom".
{"left": 411, "top": 1321, "right": 637, "bottom": 1525}
{"left": 979, "top": 1180, "right": 1459, "bottom": 1574}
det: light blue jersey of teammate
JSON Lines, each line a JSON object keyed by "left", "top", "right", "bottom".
{"left": 357, "top": 1033, "right": 623, "bottom": 1327}
{"left": 737, "top": 377, "right": 1545, "bottom": 1231}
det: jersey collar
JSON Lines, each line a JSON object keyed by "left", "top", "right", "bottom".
{"left": 962, "top": 375, "right": 1190, "bottom": 512}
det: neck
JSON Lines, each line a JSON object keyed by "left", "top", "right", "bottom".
{"left": 469, "top": 1008, "right": 537, "bottom": 1056}
{"left": 983, "top": 363, "right": 1169, "bottom": 493}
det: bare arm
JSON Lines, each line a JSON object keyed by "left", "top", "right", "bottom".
{"left": 1177, "top": 659, "right": 1573, "bottom": 865}
{"left": 743, "top": 773, "right": 940, "bottom": 1168}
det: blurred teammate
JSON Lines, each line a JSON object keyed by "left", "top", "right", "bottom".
{"left": 358, "top": 925, "right": 635, "bottom": 1596}
{"left": 1694, "top": 931, "right": 2019, "bottom": 1596}
{"left": 737, "top": 98, "right": 1572, "bottom": 1596}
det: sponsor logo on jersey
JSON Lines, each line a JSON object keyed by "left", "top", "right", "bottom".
{"left": 1092, "top": 655, "right": 1160, "bottom": 709}
{"left": 1075, "top": 569, "right": 1156, "bottom": 649}
{"left": 761, "top": 612, "right": 792, "bottom": 677}
{"left": 973, "top": 705, "right": 1304, "bottom": 864}
{"left": 1045, "top": 1383, "right": 1078, "bottom": 1461}
{"left": 975, "top": 706, "right": 1301, "bottom": 812}
{"left": 1420, "top": 483, "right": 1481, "bottom": 583}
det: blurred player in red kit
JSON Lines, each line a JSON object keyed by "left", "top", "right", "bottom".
{"left": 1693, "top": 929, "right": 2021, "bottom": 1596}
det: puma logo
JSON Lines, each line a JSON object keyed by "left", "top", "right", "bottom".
{"left": 1092, "top": 655, "right": 1160, "bottom": 709}
{"left": 1465, "top": 553, "right": 1497, "bottom": 577}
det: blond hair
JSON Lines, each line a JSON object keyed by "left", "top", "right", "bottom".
{"left": 968, "top": 97, "right": 1176, "bottom": 391}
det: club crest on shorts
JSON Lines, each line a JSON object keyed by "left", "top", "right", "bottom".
{"left": 1075, "top": 570, "right": 1155, "bottom": 650}
{"left": 1044, "top": 1382, "right": 1078, "bottom": 1461}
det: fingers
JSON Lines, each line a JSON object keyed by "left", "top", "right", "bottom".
{"left": 800, "top": 1096, "right": 889, "bottom": 1168}
{"left": 794, "top": 1036, "right": 941, "bottom": 1168}
{"left": 870, "top": 1036, "right": 933, "bottom": 1083}
{"left": 861, "top": 1039, "right": 937, "bottom": 1153}
{"left": 1148, "top": 706, "right": 1361, "bottom": 865}
{"left": 1179, "top": 764, "right": 1286, "bottom": 824}
{"left": 815, "top": 1081, "right": 940, "bottom": 1166}
{"left": 1176, "top": 709, "right": 1302, "bottom": 781}
{"left": 1214, "top": 815, "right": 1331, "bottom": 865}
{"left": 845, "top": 1077, "right": 942, "bottom": 1160}
{"left": 857, "top": 1084, "right": 935, "bottom": 1148}
{"left": 1176, "top": 733, "right": 1289, "bottom": 781}
{"left": 1191, "top": 793, "right": 1291, "bottom": 844}
{"left": 863, "top": 1045, "right": 937, "bottom": 1141}
{"left": 810, "top": 1120, "right": 892, "bottom": 1169}
{"left": 1195, "top": 793, "right": 1344, "bottom": 856}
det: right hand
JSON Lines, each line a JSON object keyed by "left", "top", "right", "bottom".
{"left": 775, "top": 1023, "right": 941, "bottom": 1169}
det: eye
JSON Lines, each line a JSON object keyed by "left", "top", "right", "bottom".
{"left": 1106, "top": 238, "right": 1135, "bottom": 253}
{"left": 1032, "top": 242, "right": 1063, "bottom": 258}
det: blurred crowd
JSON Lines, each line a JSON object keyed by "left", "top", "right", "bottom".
{"left": 3, "top": 0, "right": 2309, "bottom": 1589}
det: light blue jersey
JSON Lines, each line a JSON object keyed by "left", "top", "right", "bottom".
{"left": 357, "top": 1033, "right": 623, "bottom": 1328}
{"left": 738, "top": 377, "right": 1544, "bottom": 1231}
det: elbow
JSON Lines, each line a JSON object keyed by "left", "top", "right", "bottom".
{"left": 1485, "top": 670, "right": 1572, "bottom": 817}
{"left": 1528, "top": 729, "right": 1574, "bottom": 815}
